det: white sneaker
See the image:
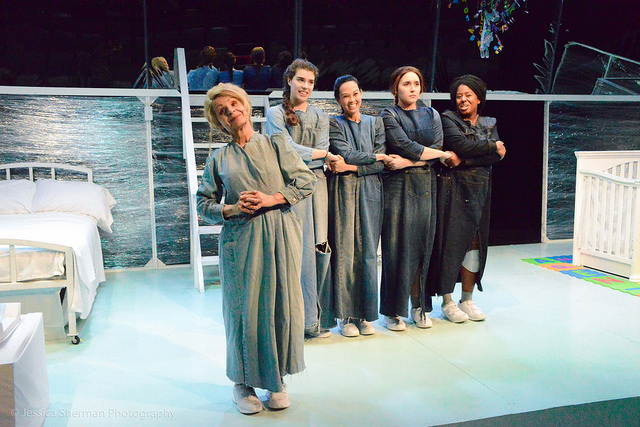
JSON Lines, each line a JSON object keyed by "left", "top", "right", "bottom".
{"left": 233, "top": 384, "right": 263, "bottom": 415}
{"left": 354, "top": 319, "right": 375, "bottom": 335}
{"left": 410, "top": 307, "right": 433, "bottom": 329}
{"left": 266, "top": 386, "right": 290, "bottom": 410}
{"left": 442, "top": 301, "right": 469, "bottom": 323}
{"left": 339, "top": 318, "right": 360, "bottom": 337}
{"left": 383, "top": 315, "right": 406, "bottom": 331}
{"left": 458, "top": 300, "right": 486, "bottom": 321}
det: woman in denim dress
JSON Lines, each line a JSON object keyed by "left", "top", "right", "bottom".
{"left": 327, "top": 75, "right": 390, "bottom": 337}
{"left": 429, "top": 75, "right": 506, "bottom": 322}
{"left": 197, "top": 84, "right": 316, "bottom": 414}
{"left": 266, "top": 59, "right": 339, "bottom": 338}
{"left": 379, "top": 66, "right": 451, "bottom": 331}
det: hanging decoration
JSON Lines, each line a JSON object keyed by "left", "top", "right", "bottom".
{"left": 448, "top": 0, "right": 527, "bottom": 58}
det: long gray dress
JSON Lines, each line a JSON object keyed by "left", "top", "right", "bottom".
{"left": 266, "top": 104, "right": 333, "bottom": 330}
{"left": 196, "top": 132, "right": 316, "bottom": 392}
{"left": 328, "top": 114, "right": 385, "bottom": 321}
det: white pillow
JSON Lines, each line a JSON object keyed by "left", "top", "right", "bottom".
{"left": 0, "top": 180, "right": 37, "bottom": 214}
{"left": 32, "top": 179, "right": 117, "bottom": 233}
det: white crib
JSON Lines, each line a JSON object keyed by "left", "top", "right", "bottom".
{"left": 573, "top": 151, "right": 640, "bottom": 282}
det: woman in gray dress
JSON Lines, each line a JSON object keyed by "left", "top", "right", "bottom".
{"left": 328, "top": 75, "right": 390, "bottom": 337}
{"left": 266, "top": 59, "right": 338, "bottom": 338}
{"left": 379, "top": 66, "right": 451, "bottom": 331}
{"left": 197, "top": 83, "right": 316, "bottom": 415}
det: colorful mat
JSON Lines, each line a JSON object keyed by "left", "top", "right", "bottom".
{"left": 522, "top": 255, "right": 640, "bottom": 297}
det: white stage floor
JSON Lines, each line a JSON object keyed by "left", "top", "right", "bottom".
{"left": 43, "top": 241, "right": 640, "bottom": 426}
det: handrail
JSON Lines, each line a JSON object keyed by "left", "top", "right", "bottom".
{"left": 0, "top": 162, "right": 93, "bottom": 182}
{"left": 580, "top": 168, "right": 640, "bottom": 186}
{"left": 0, "top": 86, "right": 179, "bottom": 97}
{"left": 175, "top": 47, "right": 205, "bottom": 291}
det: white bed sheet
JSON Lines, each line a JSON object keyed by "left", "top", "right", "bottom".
{"left": 0, "top": 248, "right": 65, "bottom": 282}
{"left": 0, "top": 212, "right": 105, "bottom": 319}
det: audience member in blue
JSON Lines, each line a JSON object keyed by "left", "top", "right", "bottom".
{"left": 243, "top": 46, "right": 272, "bottom": 91}
{"left": 217, "top": 52, "right": 243, "bottom": 86}
{"left": 187, "top": 46, "right": 218, "bottom": 91}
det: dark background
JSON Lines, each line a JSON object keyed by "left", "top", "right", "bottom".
{"left": 0, "top": 1, "right": 637, "bottom": 246}
{"left": 1, "top": 1, "right": 639, "bottom": 92}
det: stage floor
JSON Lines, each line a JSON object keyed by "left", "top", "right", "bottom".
{"left": 43, "top": 241, "right": 640, "bottom": 426}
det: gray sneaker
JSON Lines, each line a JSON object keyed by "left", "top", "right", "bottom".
{"left": 354, "top": 319, "right": 375, "bottom": 335}
{"left": 304, "top": 326, "right": 331, "bottom": 339}
{"left": 383, "top": 315, "right": 406, "bottom": 331}
{"left": 339, "top": 318, "right": 360, "bottom": 337}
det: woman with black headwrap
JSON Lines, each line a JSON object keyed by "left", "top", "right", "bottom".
{"left": 429, "top": 74, "right": 506, "bottom": 322}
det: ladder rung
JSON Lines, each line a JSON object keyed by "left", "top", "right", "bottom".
{"left": 192, "top": 116, "right": 265, "bottom": 123}
{"left": 202, "top": 255, "right": 219, "bottom": 266}
{"left": 199, "top": 225, "right": 222, "bottom": 234}
{"left": 194, "top": 142, "right": 227, "bottom": 149}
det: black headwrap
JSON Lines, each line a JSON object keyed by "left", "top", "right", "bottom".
{"left": 449, "top": 74, "right": 487, "bottom": 113}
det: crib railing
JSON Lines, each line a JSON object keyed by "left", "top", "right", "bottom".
{"left": 573, "top": 151, "right": 640, "bottom": 282}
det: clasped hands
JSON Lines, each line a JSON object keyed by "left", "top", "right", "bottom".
{"left": 325, "top": 154, "right": 355, "bottom": 173}
{"left": 236, "top": 190, "right": 276, "bottom": 214}
{"left": 440, "top": 140, "right": 506, "bottom": 168}
{"left": 326, "top": 153, "right": 403, "bottom": 172}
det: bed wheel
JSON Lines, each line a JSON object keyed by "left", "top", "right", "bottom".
{"left": 71, "top": 336, "right": 81, "bottom": 345}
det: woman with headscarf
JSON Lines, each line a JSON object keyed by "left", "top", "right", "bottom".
{"left": 429, "top": 74, "right": 506, "bottom": 322}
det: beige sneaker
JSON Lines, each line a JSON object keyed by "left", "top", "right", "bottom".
{"left": 232, "top": 384, "right": 263, "bottom": 415}
{"left": 410, "top": 307, "right": 433, "bottom": 329}
{"left": 442, "top": 301, "right": 469, "bottom": 323}
{"left": 383, "top": 315, "right": 406, "bottom": 331}
{"left": 266, "top": 386, "right": 290, "bottom": 410}
{"left": 458, "top": 300, "right": 486, "bottom": 321}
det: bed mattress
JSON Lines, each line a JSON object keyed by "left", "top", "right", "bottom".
{"left": 0, "top": 212, "right": 105, "bottom": 318}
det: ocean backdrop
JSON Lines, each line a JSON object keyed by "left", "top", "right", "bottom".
{"left": 1, "top": 94, "right": 638, "bottom": 268}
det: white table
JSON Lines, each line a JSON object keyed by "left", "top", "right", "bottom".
{"left": 0, "top": 313, "right": 49, "bottom": 427}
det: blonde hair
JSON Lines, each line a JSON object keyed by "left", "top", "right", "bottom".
{"left": 151, "top": 56, "right": 170, "bottom": 73}
{"left": 204, "top": 83, "right": 252, "bottom": 135}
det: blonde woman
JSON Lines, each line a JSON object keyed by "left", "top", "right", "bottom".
{"left": 150, "top": 56, "right": 174, "bottom": 88}
{"left": 197, "top": 83, "right": 315, "bottom": 414}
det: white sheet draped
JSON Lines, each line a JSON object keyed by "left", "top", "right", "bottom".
{"left": 0, "top": 212, "right": 105, "bottom": 318}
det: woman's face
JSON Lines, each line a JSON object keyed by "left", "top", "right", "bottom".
{"left": 456, "top": 84, "right": 481, "bottom": 119}
{"left": 396, "top": 72, "right": 421, "bottom": 109}
{"left": 288, "top": 68, "right": 315, "bottom": 106}
{"left": 337, "top": 80, "right": 362, "bottom": 118}
{"left": 212, "top": 95, "right": 250, "bottom": 134}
